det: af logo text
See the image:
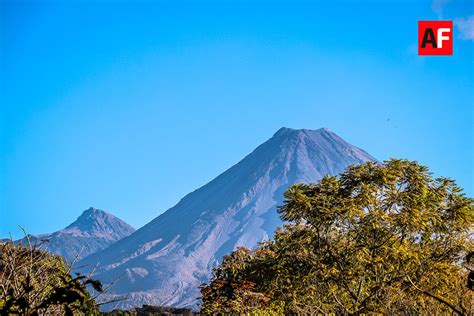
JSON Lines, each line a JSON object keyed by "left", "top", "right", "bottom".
{"left": 418, "top": 21, "right": 453, "bottom": 56}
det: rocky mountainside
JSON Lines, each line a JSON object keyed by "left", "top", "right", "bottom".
{"left": 78, "top": 128, "right": 376, "bottom": 309}
{"left": 22, "top": 207, "right": 135, "bottom": 262}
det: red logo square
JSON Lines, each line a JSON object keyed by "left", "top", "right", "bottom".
{"left": 418, "top": 21, "right": 453, "bottom": 56}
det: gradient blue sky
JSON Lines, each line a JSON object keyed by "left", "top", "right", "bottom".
{"left": 1, "top": 0, "right": 473, "bottom": 237}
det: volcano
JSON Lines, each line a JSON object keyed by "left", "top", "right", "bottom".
{"left": 78, "top": 127, "right": 376, "bottom": 309}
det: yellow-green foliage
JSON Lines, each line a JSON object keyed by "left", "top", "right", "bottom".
{"left": 0, "top": 239, "right": 99, "bottom": 315}
{"left": 201, "top": 159, "right": 474, "bottom": 315}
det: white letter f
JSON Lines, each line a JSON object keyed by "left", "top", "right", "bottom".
{"left": 437, "top": 28, "right": 450, "bottom": 48}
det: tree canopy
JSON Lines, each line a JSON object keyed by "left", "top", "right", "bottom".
{"left": 0, "top": 236, "right": 101, "bottom": 315}
{"left": 200, "top": 159, "right": 474, "bottom": 314}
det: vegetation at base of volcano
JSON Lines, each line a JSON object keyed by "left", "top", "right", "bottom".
{"left": 0, "top": 235, "right": 103, "bottom": 315}
{"left": 200, "top": 159, "right": 474, "bottom": 315}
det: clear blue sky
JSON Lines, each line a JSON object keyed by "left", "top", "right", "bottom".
{"left": 1, "top": 0, "right": 473, "bottom": 237}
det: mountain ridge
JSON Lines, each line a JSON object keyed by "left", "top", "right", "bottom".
{"left": 18, "top": 207, "right": 135, "bottom": 262}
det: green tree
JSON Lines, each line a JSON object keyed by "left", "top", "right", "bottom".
{"left": 201, "top": 159, "right": 474, "bottom": 315}
{"left": 0, "top": 236, "right": 102, "bottom": 315}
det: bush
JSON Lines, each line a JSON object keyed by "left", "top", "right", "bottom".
{"left": 0, "top": 236, "right": 101, "bottom": 315}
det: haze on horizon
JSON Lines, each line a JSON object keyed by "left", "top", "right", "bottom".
{"left": 1, "top": 0, "right": 473, "bottom": 237}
